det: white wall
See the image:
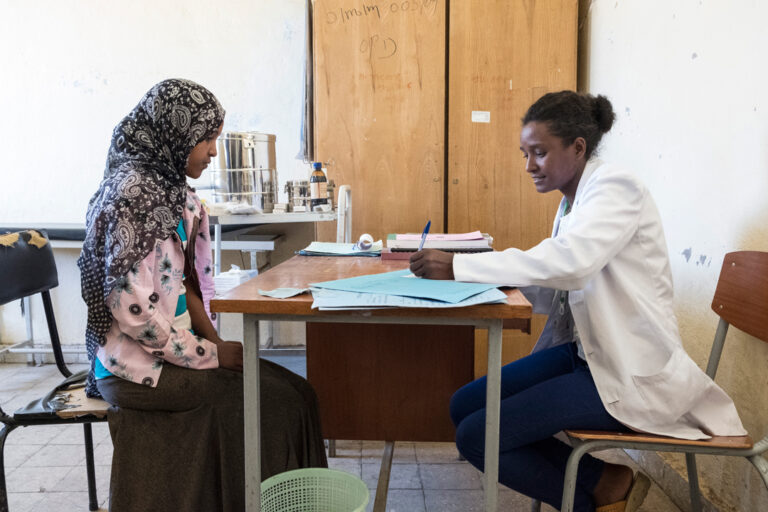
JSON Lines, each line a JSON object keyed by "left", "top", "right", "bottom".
{"left": 1, "top": 0, "right": 310, "bottom": 349}
{"left": 580, "top": 1, "right": 768, "bottom": 510}
{"left": 0, "top": 0, "right": 309, "bottom": 226}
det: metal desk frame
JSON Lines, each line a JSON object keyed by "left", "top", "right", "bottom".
{"left": 242, "top": 313, "right": 505, "bottom": 512}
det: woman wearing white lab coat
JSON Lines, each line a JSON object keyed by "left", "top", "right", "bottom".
{"left": 410, "top": 91, "right": 745, "bottom": 512}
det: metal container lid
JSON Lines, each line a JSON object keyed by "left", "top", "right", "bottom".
{"left": 248, "top": 131, "right": 276, "bottom": 142}
{"left": 219, "top": 131, "right": 276, "bottom": 141}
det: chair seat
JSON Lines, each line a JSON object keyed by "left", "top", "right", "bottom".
{"left": 13, "top": 386, "right": 110, "bottom": 421}
{"left": 565, "top": 429, "right": 753, "bottom": 450}
{"left": 54, "top": 387, "right": 110, "bottom": 419}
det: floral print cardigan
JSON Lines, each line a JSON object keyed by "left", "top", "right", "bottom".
{"left": 97, "top": 190, "right": 219, "bottom": 387}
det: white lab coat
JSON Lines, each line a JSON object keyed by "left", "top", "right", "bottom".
{"left": 453, "top": 158, "right": 745, "bottom": 440}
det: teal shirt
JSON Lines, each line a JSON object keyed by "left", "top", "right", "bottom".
{"left": 95, "top": 220, "right": 189, "bottom": 379}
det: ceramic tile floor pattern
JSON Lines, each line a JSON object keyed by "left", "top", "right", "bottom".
{"left": 0, "top": 361, "right": 682, "bottom": 512}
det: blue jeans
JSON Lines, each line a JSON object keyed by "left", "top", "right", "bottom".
{"left": 450, "top": 342, "right": 629, "bottom": 512}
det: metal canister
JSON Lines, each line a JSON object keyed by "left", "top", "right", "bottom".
{"left": 210, "top": 131, "right": 277, "bottom": 213}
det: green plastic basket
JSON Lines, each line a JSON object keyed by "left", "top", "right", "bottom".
{"left": 261, "top": 468, "right": 370, "bottom": 512}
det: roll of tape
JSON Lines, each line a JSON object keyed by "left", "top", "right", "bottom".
{"left": 356, "top": 233, "right": 374, "bottom": 250}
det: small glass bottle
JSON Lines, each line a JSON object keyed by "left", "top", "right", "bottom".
{"left": 309, "top": 162, "right": 328, "bottom": 210}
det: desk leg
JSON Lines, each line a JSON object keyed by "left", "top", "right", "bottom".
{"left": 484, "top": 320, "right": 503, "bottom": 512}
{"left": 243, "top": 314, "right": 262, "bottom": 512}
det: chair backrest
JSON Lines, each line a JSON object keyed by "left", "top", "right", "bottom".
{"left": 0, "top": 230, "right": 71, "bottom": 377}
{"left": 0, "top": 230, "right": 58, "bottom": 306}
{"left": 711, "top": 251, "right": 768, "bottom": 343}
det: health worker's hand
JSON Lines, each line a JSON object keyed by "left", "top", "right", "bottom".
{"left": 409, "top": 249, "right": 455, "bottom": 280}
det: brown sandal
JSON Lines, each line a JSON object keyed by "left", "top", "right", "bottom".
{"left": 595, "top": 472, "right": 651, "bottom": 512}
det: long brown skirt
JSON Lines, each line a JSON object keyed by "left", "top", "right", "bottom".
{"left": 96, "top": 359, "right": 328, "bottom": 512}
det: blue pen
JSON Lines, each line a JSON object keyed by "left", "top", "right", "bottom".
{"left": 417, "top": 220, "right": 431, "bottom": 251}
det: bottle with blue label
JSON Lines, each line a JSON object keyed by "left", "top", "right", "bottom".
{"left": 309, "top": 162, "right": 328, "bottom": 210}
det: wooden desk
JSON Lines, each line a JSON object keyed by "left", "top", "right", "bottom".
{"left": 211, "top": 255, "right": 532, "bottom": 512}
{"left": 307, "top": 321, "right": 476, "bottom": 443}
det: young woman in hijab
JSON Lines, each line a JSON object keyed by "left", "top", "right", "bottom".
{"left": 409, "top": 91, "right": 745, "bottom": 512}
{"left": 78, "top": 79, "right": 327, "bottom": 511}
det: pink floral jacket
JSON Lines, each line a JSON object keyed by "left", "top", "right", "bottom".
{"left": 96, "top": 190, "right": 219, "bottom": 387}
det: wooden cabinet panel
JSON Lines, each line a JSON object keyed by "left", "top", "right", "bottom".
{"left": 447, "top": 0, "right": 577, "bottom": 247}
{"left": 447, "top": 0, "right": 577, "bottom": 374}
{"left": 307, "top": 323, "right": 474, "bottom": 442}
{"left": 313, "top": 0, "right": 446, "bottom": 241}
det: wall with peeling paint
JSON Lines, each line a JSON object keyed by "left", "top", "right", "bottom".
{"left": 0, "top": 0, "right": 309, "bottom": 225}
{"left": 579, "top": 0, "right": 768, "bottom": 510}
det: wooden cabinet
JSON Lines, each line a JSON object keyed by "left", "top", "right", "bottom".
{"left": 447, "top": 0, "right": 576, "bottom": 248}
{"left": 312, "top": 0, "right": 577, "bottom": 382}
{"left": 313, "top": 0, "right": 446, "bottom": 240}
{"left": 447, "top": 0, "right": 577, "bottom": 369}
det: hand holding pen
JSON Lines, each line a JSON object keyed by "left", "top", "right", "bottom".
{"left": 409, "top": 220, "right": 456, "bottom": 280}
{"left": 409, "top": 249, "right": 455, "bottom": 280}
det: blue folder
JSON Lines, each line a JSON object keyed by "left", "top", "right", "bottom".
{"left": 309, "top": 269, "right": 502, "bottom": 304}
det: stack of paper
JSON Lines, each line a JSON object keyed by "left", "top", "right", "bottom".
{"left": 299, "top": 241, "right": 383, "bottom": 257}
{"left": 309, "top": 269, "right": 507, "bottom": 310}
{"left": 214, "top": 265, "right": 259, "bottom": 296}
{"left": 386, "top": 231, "right": 493, "bottom": 251}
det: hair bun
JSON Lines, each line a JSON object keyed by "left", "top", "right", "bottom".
{"left": 591, "top": 95, "right": 615, "bottom": 133}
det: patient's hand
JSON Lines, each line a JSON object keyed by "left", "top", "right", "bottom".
{"left": 409, "top": 249, "right": 455, "bottom": 280}
{"left": 218, "top": 341, "right": 243, "bottom": 372}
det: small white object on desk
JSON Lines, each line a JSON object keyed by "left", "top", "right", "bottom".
{"left": 226, "top": 202, "right": 260, "bottom": 215}
{"left": 213, "top": 265, "right": 259, "bottom": 296}
{"left": 206, "top": 201, "right": 231, "bottom": 217}
{"left": 206, "top": 201, "right": 263, "bottom": 215}
{"left": 258, "top": 287, "right": 310, "bottom": 299}
{"left": 355, "top": 233, "right": 374, "bottom": 251}
{"left": 300, "top": 239, "right": 382, "bottom": 256}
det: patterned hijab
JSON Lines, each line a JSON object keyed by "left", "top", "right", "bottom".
{"left": 78, "top": 79, "right": 225, "bottom": 397}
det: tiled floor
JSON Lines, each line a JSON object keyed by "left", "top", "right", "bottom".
{"left": 0, "top": 360, "right": 682, "bottom": 512}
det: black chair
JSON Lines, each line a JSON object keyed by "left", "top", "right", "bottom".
{"left": 0, "top": 230, "right": 109, "bottom": 511}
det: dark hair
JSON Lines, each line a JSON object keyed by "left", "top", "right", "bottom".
{"left": 522, "top": 91, "right": 615, "bottom": 159}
